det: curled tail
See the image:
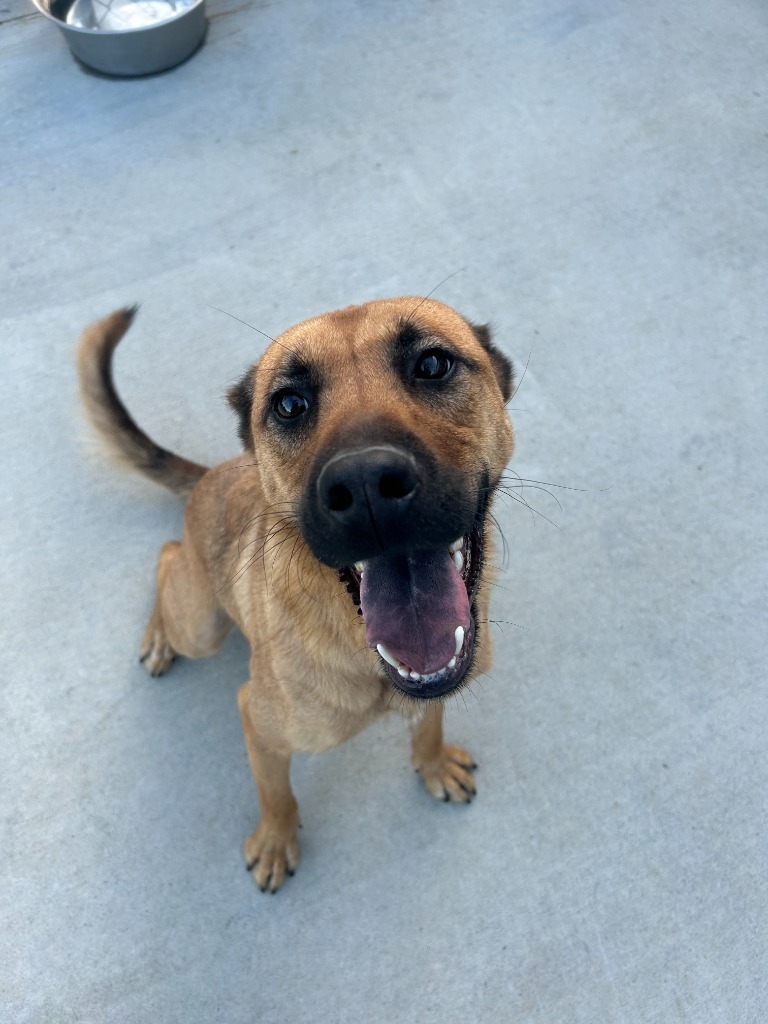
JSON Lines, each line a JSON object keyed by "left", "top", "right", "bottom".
{"left": 76, "top": 307, "right": 208, "bottom": 498}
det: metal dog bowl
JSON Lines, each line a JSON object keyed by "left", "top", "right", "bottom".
{"left": 32, "top": 0, "right": 206, "bottom": 76}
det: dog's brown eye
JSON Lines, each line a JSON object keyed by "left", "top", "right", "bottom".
{"left": 414, "top": 349, "right": 454, "bottom": 380}
{"left": 274, "top": 391, "right": 309, "bottom": 420}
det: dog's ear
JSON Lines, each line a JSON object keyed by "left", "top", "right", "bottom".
{"left": 470, "top": 323, "right": 515, "bottom": 403}
{"left": 227, "top": 366, "right": 256, "bottom": 452}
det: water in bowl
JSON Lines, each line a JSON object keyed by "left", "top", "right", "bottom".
{"left": 66, "top": 0, "right": 194, "bottom": 30}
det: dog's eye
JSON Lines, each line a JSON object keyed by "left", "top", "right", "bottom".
{"left": 274, "top": 391, "right": 309, "bottom": 420}
{"left": 414, "top": 349, "right": 454, "bottom": 380}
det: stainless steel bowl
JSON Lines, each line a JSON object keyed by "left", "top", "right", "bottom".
{"left": 32, "top": 0, "right": 206, "bottom": 76}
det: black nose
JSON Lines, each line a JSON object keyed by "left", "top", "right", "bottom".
{"left": 317, "top": 444, "right": 419, "bottom": 534}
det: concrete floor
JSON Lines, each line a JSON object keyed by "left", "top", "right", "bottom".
{"left": 2, "top": 0, "right": 767, "bottom": 1020}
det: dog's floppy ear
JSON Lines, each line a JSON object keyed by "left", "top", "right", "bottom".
{"left": 470, "top": 323, "right": 515, "bottom": 403}
{"left": 227, "top": 366, "right": 256, "bottom": 452}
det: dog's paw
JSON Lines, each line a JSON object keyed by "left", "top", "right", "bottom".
{"left": 244, "top": 821, "right": 300, "bottom": 894}
{"left": 139, "top": 627, "right": 176, "bottom": 678}
{"left": 414, "top": 744, "right": 477, "bottom": 803}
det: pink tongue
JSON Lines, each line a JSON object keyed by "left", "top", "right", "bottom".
{"left": 360, "top": 549, "right": 471, "bottom": 675}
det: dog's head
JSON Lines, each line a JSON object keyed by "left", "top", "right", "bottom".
{"left": 228, "top": 297, "right": 514, "bottom": 699}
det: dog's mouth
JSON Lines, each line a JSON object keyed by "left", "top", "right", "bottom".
{"left": 338, "top": 520, "right": 485, "bottom": 700}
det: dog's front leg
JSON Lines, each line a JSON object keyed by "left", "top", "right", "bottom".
{"left": 237, "top": 683, "right": 300, "bottom": 893}
{"left": 411, "top": 703, "right": 478, "bottom": 803}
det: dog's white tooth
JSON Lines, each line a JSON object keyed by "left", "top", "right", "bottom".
{"left": 398, "top": 666, "right": 410, "bottom": 679}
{"left": 454, "top": 626, "right": 464, "bottom": 657}
{"left": 452, "top": 550, "right": 464, "bottom": 573}
{"left": 409, "top": 671, "right": 422, "bottom": 681}
{"left": 449, "top": 538, "right": 464, "bottom": 554}
{"left": 355, "top": 561, "right": 365, "bottom": 572}
{"left": 448, "top": 657, "right": 457, "bottom": 670}
{"left": 376, "top": 643, "right": 400, "bottom": 670}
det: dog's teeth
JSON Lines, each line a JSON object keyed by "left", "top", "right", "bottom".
{"left": 452, "top": 550, "right": 464, "bottom": 573}
{"left": 377, "top": 642, "right": 416, "bottom": 679}
{"left": 454, "top": 626, "right": 464, "bottom": 657}
{"left": 376, "top": 643, "right": 400, "bottom": 670}
{"left": 379, "top": 634, "right": 465, "bottom": 679}
{"left": 354, "top": 562, "right": 365, "bottom": 573}
{"left": 449, "top": 538, "right": 464, "bottom": 554}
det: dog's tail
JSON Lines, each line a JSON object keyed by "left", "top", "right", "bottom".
{"left": 76, "top": 306, "right": 208, "bottom": 498}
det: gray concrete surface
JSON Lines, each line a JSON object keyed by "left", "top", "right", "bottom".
{"left": 2, "top": 1, "right": 767, "bottom": 1021}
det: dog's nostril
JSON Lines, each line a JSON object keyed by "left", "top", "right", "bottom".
{"left": 379, "top": 472, "right": 413, "bottom": 500}
{"left": 327, "top": 483, "right": 354, "bottom": 512}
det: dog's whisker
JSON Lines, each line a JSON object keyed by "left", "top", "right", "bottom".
{"left": 498, "top": 484, "right": 562, "bottom": 517}
{"left": 484, "top": 579, "right": 518, "bottom": 594}
{"left": 501, "top": 473, "right": 589, "bottom": 493}
{"left": 221, "top": 516, "right": 299, "bottom": 593}
{"left": 234, "top": 505, "right": 298, "bottom": 559}
{"left": 279, "top": 532, "right": 308, "bottom": 609}
{"left": 463, "top": 683, "right": 482, "bottom": 708}
{"left": 238, "top": 513, "right": 297, "bottom": 556}
{"left": 507, "top": 337, "right": 535, "bottom": 405}
{"left": 209, "top": 304, "right": 283, "bottom": 348}
{"left": 208, "top": 461, "right": 261, "bottom": 478}
{"left": 499, "top": 477, "right": 564, "bottom": 514}
{"left": 495, "top": 487, "right": 561, "bottom": 529}
{"left": 485, "top": 510, "right": 509, "bottom": 570}
{"left": 223, "top": 518, "right": 300, "bottom": 593}
{"left": 405, "top": 267, "right": 467, "bottom": 322}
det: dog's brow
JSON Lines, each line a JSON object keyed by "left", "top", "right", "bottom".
{"left": 271, "top": 352, "right": 322, "bottom": 390}
{"left": 390, "top": 319, "right": 465, "bottom": 359}
{"left": 391, "top": 320, "right": 429, "bottom": 357}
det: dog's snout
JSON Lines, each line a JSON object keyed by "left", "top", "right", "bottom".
{"left": 300, "top": 421, "right": 473, "bottom": 568}
{"left": 317, "top": 445, "right": 419, "bottom": 527}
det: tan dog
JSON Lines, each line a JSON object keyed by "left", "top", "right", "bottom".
{"left": 77, "top": 298, "right": 514, "bottom": 892}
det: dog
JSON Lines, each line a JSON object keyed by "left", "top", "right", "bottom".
{"left": 77, "top": 298, "right": 515, "bottom": 892}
